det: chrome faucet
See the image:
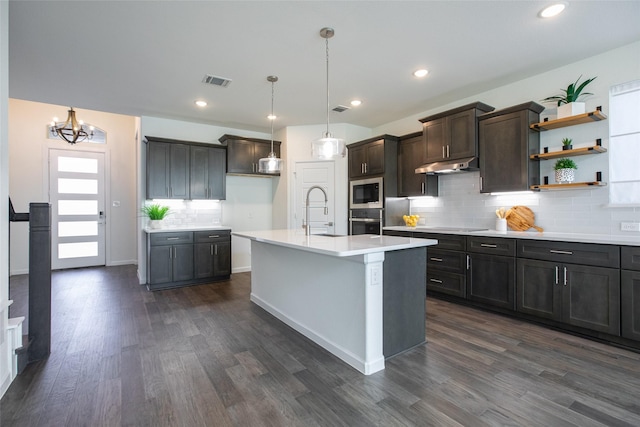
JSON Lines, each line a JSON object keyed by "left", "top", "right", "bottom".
{"left": 304, "top": 185, "right": 328, "bottom": 236}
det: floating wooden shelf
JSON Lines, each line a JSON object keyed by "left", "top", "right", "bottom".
{"left": 530, "top": 110, "right": 607, "bottom": 131}
{"left": 530, "top": 181, "right": 607, "bottom": 191}
{"left": 530, "top": 145, "right": 607, "bottom": 160}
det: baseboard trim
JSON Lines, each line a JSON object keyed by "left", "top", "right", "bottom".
{"left": 232, "top": 266, "right": 251, "bottom": 274}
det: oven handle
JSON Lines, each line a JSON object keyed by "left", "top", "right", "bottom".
{"left": 349, "top": 218, "right": 380, "bottom": 222}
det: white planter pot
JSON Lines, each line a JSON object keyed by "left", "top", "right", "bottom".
{"left": 557, "top": 102, "right": 586, "bottom": 119}
{"left": 555, "top": 168, "right": 576, "bottom": 184}
{"left": 149, "top": 219, "right": 163, "bottom": 229}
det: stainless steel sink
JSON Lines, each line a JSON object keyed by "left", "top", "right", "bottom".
{"left": 416, "top": 226, "right": 488, "bottom": 232}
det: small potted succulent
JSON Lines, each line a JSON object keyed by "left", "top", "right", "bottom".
{"left": 141, "top": 203, "right": 170, "bottom": 229}
{"left": 562, "top": 137, "right": 573, "bottom": 150}
{"left": 543, "top": 75, "right": 597, "bottom": 119}
{"left": 554, "top": 158, "right": 577, "bottom": 184}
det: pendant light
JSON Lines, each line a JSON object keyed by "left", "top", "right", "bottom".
{"left": 258, "top": 75, "right": 284, "bottom": 174}
{"left": 311, "top": 27, "right": 346, "bottom": 160}
{"left": 50, "top": 107, "right": 93, "bottom": 144}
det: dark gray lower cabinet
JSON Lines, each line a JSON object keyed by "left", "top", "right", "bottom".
{"left": 468, "top": 252, "right": 515, "bottom": 310}
{"left": 426, "top": 248, "right": 467, "bottom": 297}
{"left": 147, "top": 229, "right": 231, "bottom": 290}
{"left": 622, "top": 270, "right": 640, "bottom": 341}
{"left": 517, "top": 259, "right": 620, "bottom": 335}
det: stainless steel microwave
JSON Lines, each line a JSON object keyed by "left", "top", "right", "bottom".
{"left": 350, "top": 177, "right": 383, "bottom": 209}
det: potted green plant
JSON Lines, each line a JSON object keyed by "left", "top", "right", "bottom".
{"left": 141, "top": 203, "right": 170, "bottom": 229}
{"left": 543, "top": 75, "right": 597, "bottom": 119}
{"left": 554, "top": 158, "right": 577, "bottom": 184}
{"left": 562, "top": 137, "right": 573, "bottom": 150}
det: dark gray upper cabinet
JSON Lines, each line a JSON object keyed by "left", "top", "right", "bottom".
{"left": 397, "top": 132, "right": 438, "bottom": 197}
{"left": 219, "top": 134, "right": 281, "bottom": 176}
{"left": 478, "top": 102, "right": 544, "bottom": 193}
{"left": 348, "top": 137, "right": 389, "bottom": 178}
{"left": 419, "top": 102, "right": 494, "bottom": 164}
{"left": 190, "top": 145, "right": 226, "bottom": 200}
{"left": 146, "top": 140, "right": 189, "bottom": 199}
{"left": 146, "top": 136, "right": 227, "bottom": 200}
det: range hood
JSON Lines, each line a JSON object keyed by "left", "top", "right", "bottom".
{"left": 415, "top": 157, "right": 477, "bottom": 174}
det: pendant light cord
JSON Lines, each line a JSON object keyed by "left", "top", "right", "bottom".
{"left": 325, "top": 36, "right": 331, "bottom": 138}
{"left": 270, "top": 78, "right": 275, "bottom": 153}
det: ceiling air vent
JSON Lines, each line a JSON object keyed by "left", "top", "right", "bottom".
{"left": 332, "top": 105, "right": 350, "bottom": 113}
{"left": 202, "top": 74, "right": 232, "bottom": 87}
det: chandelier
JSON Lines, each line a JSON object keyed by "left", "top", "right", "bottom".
{"left": 49, "top": 107, "right": 93, "bottom": 144}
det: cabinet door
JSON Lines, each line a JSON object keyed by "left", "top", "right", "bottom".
{"left": 149, "top": 245, "right": 172, "bottom": 284}
{"left": 423, "top": 117, "right": 446, "bottom": 163}
{"left": 207, "top": 147, "right": 226, "bottom": 199}
{"left": 364, "top": 140, "right": 385, "bottom": 175}
{"left": 348, "top": 145, "right": 367, "bottom": 178}
{"left": 468, "top": 253, "right": 516, "bottom": 310}
{"left": 147, "top": 142, "right": 170, "bottom": 199}
{"left": 169, "top": 144, "right": 190, "bottom": 199}
{"left": 172, "top": 244, "right": 194, "bottom": 282}
{"left": 448, "top": 108, "right": 477, "bottom": 160}
{"left": 516, "top": 258, "right": 562, "bottom": 321}
{"left": 227, "top": 139, "right": 255, "bottom": 174}
{"left": 190, "top": 146, "right": 209, "bottom": 199}
{"left": 563, "top": 264, "right": 620, "bottom": 335}
{"left": 479, "top": 110, "right": 532, "bottom": 193}
{"left": 213, "top": 241, "right": 232, "bottom": 276}
{"left": 194, "top": 242, "right": 215, "bottom": 279}
{"left": 621, "top": 270, "right": 640, "bottom": 341}
{"left": 398, "top": 134, "right": 426, "bottom": 196}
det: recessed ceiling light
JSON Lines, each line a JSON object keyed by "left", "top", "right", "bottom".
{"left": 350, "top": 100, "right": 362, "bottom": 107}
{"left": 413, "top": 69, "right": 429, "bottom": 78}
{"left": 195, "top": 100, "right": 207, "bottom": 107}
{"left": 267, "top": 114, "right": 277, "bottom": 120}
{"left": 539, "top": 2, "right": 567, "bottom": 18}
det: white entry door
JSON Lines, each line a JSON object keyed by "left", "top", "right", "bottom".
{"left": 294, "top": 161, "right": 335, "bottom": 235}
{"left": 49, "top": 149, "right": 106, "bottom": 269}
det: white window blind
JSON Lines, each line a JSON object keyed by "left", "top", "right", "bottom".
{"left": 609, "top": 79, "right": 640, "bottom": 205}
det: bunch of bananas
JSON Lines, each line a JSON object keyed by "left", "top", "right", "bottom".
{"left": 403, "top": 214, "right": 419, "bottom": 228}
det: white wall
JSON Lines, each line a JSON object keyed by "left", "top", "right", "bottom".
{"left": 374, "top": 40, "right": 640, "bottom": 235}
{"left": 0, "top": 0, "right": 11, "bottom": 398}
{"left": 8, "top": 100, "right": 138, "bottom": 274}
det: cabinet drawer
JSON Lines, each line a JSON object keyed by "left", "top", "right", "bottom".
{"left": 621, "top": 246, "right": 640, "bottom": 271}
{"left": 467, "top": 236, "right": 515, "bottom": 256}
{"left": 427, "top": 271, "right": 466, "bottom": 298}
{"left": 383, "top": 230, "right": 413, "bottom": 238}
{"left": 517, "top": 240, "right": 619, "bottom": 268}
{"left": 427, "top": 249, "right": 466, "bottom": 273}
{"left": 149, "top": 232, "right": 193, "bottom": 246}
{"left": 194, "top": 230, "right": 231, "bottom": 243}
{"left": 413, "top": 233, "right": 466, "bottom": 251}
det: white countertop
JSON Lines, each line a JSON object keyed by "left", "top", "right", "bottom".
{"left": 232, "top": 229, "right": 437, "bottom": 257}
{"left": 144, "top": 225, "right": 231, "bottom": 233}
{"left": 384, "top": 226, "right": 640, "bottom": 246}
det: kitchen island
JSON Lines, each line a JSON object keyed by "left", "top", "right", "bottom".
{"left": 232, "top": 229, "right": 437, "bottom": 375}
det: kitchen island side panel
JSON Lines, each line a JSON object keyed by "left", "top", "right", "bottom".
{"left": 249, "top": 240, "right": 385, "bottom": 374}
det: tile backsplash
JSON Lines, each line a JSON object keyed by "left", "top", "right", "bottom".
{"left": 409, "top": 172, "right": 640, "bottom": 236}
{"left": 143, "top": 200, "right": 222, "bottom": 227}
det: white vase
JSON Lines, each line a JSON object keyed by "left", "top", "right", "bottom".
{"left": 555, "top": 168, "right": 575, "bottom": 184}
{"left": 557, "top": 102, "right": 586, "bottom": 119}
{"left": 149, "top": 219, "right": 163, "bottom": 229}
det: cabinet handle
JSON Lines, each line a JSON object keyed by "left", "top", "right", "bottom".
{"left": 208, "top": 235, "right": 220, "bottom": 238}
{"left": 563, "top": 266, "right": 568, "bottom": 286}
{"left": 550, "top": 249, "right": 573, "bottom": 255}
{"left": 466, "top": 255, "right": 471, "bottom": 270}
{"left": 167, "top": 237, "right": 180, "bottom": 240}
{"left": 210, "top": 244, "right": 213, "bottom": 256}
{"left": 214, "top": 244, "right": 218, "bottom": 255}
{"left": 446, "top": 145, "right": 450, "bottom": 158}
{"left": 480, "top": 243, "right": 497, "bottom": 248}
{"left": 555, "top": 265, "right": 559, "bottom": 285}
{"left": 442, "top": 146, "right": 445, "bottom": 158}
{"left": 169, "top": 247, "right": 172, "bottom": 259}
{"left": 430, "top": 257, "right": 443, "bottom": 262}
{"left": 421, "top": 182, "right": 425, "bottom": 194}
{"left": 429, "top": 278, "right": 443, "bottom": 284}
{"left": 365, "top": 163, "right": 368, "bottom": 173}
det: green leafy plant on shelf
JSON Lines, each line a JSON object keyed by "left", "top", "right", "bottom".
{"left": 554, "top": 158, "right": 578, "bottom": 170}
{"left": 141, "top": 203, "right": 171, "bottom": 220}
{"left": 543, "top": 75, "right": 597, "bottom": 106}
{"left": 562, "top": 138, "right": 572, "bottom": 147}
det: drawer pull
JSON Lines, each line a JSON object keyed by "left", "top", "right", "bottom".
{"left": 555, "top": 265, "right": 559, "bottom": 285}
{"left": 564, "top": 266, "right": 568, "bottom": 286}
{"left": 167, "top": 237, "right": 180, "bottom": 240}
{"left": 430, "top": 257, "right": 443, "bottom": 262}
{"left": 480, "top": 243, "right": 497, "bottom": 248}
{"left": 429, "top": 278, "right": 443, "bottom": 284}
{"left": 550, "top": 249, "right": 573, "bottom": 255}
{"left": 208, "top": 235, "right": 220, "bottom": 238}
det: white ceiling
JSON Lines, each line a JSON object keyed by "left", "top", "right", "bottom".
{"left": 8, "top": 1, "right": 640, "bottom": 133}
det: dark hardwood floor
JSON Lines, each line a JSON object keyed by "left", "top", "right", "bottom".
{"left": 2, "top": 265, "right": 640, "bottom": 426}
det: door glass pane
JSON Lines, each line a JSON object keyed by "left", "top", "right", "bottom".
{"left": 58, "top": 221, "right": 98, "bottom": 237}
{"left": 58, "top": 178, "right": 98, "bottom": 194}
{"left": 58, "top": 156, "right": 98, "bottom": 174}
{"left": 58, "top": 200, "right": 98, "bottom": 215}
{"left": 58, "top": 242, "right": 98, "bottom": 259}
